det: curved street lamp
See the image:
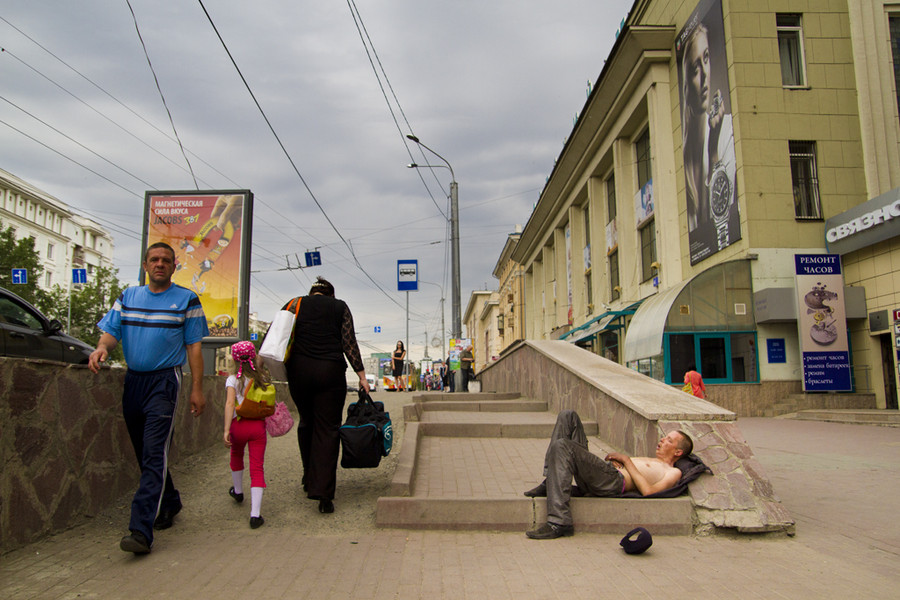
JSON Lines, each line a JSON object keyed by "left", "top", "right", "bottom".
{"left": 406, "top": 135, "right": 461, "bottom": 340}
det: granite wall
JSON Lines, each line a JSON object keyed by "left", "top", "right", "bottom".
{"left": 0, "top": 358, "right": 288, "bottom": 554}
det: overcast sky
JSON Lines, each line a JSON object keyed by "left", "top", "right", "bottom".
{"left": 1, "top": 0, "right": 633, "bottom": 360}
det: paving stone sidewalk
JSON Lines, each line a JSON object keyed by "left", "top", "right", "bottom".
{"left": 1, "top": 404, "right": 898, "bottom": 599}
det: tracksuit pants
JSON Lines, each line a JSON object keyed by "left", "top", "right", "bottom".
{"left": 122, "top": 367, "right": 183, "bottom": 545}
{"left": 545, "top": 410, "right": 624, "bottom": 527}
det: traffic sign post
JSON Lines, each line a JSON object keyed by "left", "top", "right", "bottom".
{"left": 72, "top": 268, "right": 87, "bottom": 284}
{"left": 11, "top": 268, "right": 27, "bottom": 284}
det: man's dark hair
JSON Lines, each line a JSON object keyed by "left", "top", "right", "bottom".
{"left": 144, "top": 241, "right": 175, "bottom": 262}
{"left": 675, "top": 430, "right": 693, "bottom": 457}
{"left": 309, "top": 276, "right": 335, "bottom": 297}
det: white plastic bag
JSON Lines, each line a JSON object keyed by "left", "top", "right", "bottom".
{"left": 258, "top": 297, "right": 301, "bottom": 381}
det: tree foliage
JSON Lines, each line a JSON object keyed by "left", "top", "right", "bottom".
{"left": 0, "top": 222, "right": 51, "bottom": 308}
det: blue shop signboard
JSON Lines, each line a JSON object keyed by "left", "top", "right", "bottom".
{"left": 794, "top": 254, "right": 851, "bottom": 392}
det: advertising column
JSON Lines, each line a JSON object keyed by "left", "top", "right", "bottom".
{"left": 794, "top": 254, "right": 851, "bottom": 391}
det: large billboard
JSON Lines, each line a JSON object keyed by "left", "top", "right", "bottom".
{"left": 142, "top": 190, "right": 253, "bottom": 343}
{"left": 676, "top": 0, "right": 740, "bottom": 264}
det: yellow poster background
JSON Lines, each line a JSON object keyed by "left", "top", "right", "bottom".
{"left": 146, "top": 193, "right": 245, "bottom": 338}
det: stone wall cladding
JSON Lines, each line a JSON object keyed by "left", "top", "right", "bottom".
{"left": 0, "top": 358, "right": 288, "bottom": 554}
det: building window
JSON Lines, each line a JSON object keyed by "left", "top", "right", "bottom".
{"left": 640, "top": 220, "right": 657, "bottom": 282}
{"left": 609, "top": 250, "right": 620, "bottom": 301}
{"left": 635, "top": 129, "right": 652, "bottom": 188}
{"left": 47, "top": 243, "right": 54, "bottom": 259}
{"left": 777, "top": 14, "right": 806, "bottom": 87}
{"left": 890, "top": 16, "right": 900, "bottom": 119}
{"left": 789, "top": 141, "right": 821, "bottom": 219}
{"left": 606, "top": 175, "right": 616, "bottom": 222}
{"left": 45, "top": 272, "right": 52, "bottom": 288}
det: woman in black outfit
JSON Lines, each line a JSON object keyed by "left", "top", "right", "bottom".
{"left": 391, "top": 340, "right": 406, "bottom": 391}
{"left": 283, "top": 277, "right": 369, "bottom": 514}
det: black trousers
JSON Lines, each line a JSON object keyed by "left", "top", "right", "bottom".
{"left": 285, "top": 354, "right": 346, "bottom": 500}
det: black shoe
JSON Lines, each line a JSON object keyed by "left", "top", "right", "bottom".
{"left": 120, "top": 531, "right": 151, "bottom": 554}
{"left": 153, "top": 504, "right": 182, "bottom": 530}
{"left": 526, "top": 522, "right": 574, "bottom": 540}
{"left": 318, "top": 499, "right": 334, "bottom": 513}
{"left": 229, "top": 487, "right": 244, "bottom": 503}
{"left": 250, "top": 516, "right": 265, "bottom": 529}
{"left": 524, "top": 481, "right": 547, "bottom": 498}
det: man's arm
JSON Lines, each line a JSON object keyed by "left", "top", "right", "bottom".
{"left": 605, "top": 453, "right": 682, "bottom": 496}
{"left": 186, "top": 341, "right": 206, "bottom": 416}
{"left": 89, "top": 333, "right": 118, "bottom": 374}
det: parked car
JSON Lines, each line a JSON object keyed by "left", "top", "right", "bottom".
{"left": 0, "top": 287, "right": 94, "bottom": 364}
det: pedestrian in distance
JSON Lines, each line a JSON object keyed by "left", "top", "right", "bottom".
{"left": 89, "top": 241, "right": 209, "bottom": 555}
{"left": 392, "top": 340, "right": 406, "bottom": 391}
{"left": 223, "top": 341, "right": 271, "bottom": 529}
{"left": 683, "top": 364, "right": 706, "bottom": 398}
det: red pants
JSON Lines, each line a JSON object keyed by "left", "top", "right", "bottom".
{"left": 229, "top": 418, "right": 267, "bottom": 488}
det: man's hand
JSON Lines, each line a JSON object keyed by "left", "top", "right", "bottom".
{"left": 88, "top": 347, "right": 107, "bottom": 374}
{"left": 190, "top": 387, "right": 206, "bottom": 417}
{"left": 605, "top": 452, "right": 627, "bottom": 469}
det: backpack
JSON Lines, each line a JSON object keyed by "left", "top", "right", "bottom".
{"left": 235, "top": 380, "right": 276, "bottom": 420}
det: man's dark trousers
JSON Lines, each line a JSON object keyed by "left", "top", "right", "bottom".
{"left": 122, "top": 368, "right": 183, "bottom": 545}
{"left": 544, "top": 410, "right": 624, "bottom": 527}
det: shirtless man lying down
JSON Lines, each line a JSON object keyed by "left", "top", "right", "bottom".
{"left": 524, "top": 410, "right": 693, "bottom": 539}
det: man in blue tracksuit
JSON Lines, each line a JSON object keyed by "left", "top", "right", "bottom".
{"left": 90, "top": 242, "right": 209, "bottom": 554}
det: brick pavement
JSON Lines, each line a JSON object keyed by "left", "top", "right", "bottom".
{"left": 2, "top": 405, "right": 899, "bottom": 599}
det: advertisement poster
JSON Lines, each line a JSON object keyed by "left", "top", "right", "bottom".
{"left": 634, "top": 178, "right": 654, "bottom": 226}
{"left": 676, "top": 0, "right": 740, "bottom": 264}
{"left": 794, "top": 254, "right": 851, "bottom": 391}
{"left": 143, "top": 190, "right": 252, "bottom": 342}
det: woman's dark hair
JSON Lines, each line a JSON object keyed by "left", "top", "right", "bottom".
{"left": 309, "top": 276, "right": 335, "bottom": 297}
{"left": 396, "top": 340, "right": 404, "bottom": 350}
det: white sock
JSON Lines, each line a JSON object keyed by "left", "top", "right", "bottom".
{"left": 232, "top": 471, "right": 244, "bottom": 495}
{"left": 250, "top": 487, "right": 264, "bottom": 518}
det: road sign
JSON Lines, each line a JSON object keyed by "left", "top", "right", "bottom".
{"left": 250, "top": 332, "right": 259, "bottom": 341}
{"left": 374, "top": 326, "right": 381, "bottom": 333}
{"left": 305, "top": 251, "right": 321, "bottom": 267}
{"left": 11, "top": 268, "right": 27, "bottom": 284}
{"left": 397, "top": 259, "right": 418, "bottom": 291}
{"left": 72, "top": 268, "right": 87, "bottom": 284}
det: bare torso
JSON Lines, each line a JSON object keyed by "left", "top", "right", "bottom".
{"left": 613, "top": 457, "right": 680, "bottom": 493}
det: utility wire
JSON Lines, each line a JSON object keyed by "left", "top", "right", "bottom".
{"left": 125, "top": 0, "right": 198, "bottom": 189}
{"left": 195, "top": 0, "right": 408, "bottom": 312}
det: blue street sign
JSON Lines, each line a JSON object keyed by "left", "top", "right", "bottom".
{"left": 305, "top": 251, "right": 321, "bottom": 267}
{"left": 250, "top": 332, "right": 259, "bottom": 341}
{"left": 72, "top": 268, "right": 87, "bottom": 284}
{"left": 11, "top": 268, "right": 27, "bottom": 284}
{"left": 374, "top": 326, "right": 381, "bottom": 333}
{"left": 397, "top": 259, "right": 418, "bottom": 291}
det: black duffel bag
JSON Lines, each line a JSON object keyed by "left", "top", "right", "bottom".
{"left": 340, "top": 389, "right": 392, "bottom": 468}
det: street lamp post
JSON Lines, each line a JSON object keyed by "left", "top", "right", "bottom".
{"left": 406, "top": 135, "right": 461, "bottom": 340}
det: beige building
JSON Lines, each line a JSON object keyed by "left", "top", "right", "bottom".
{"left": 463, "top": 289, "right": 499, "bottom": 372}
{"left": 510, "top": 0, "right": 900, "bottom": 410}
{"left": 491, "top": 230, "right": 527, "bottom": 354}
{"left": 1, "top": 168, "right": 114, "bottom": 289}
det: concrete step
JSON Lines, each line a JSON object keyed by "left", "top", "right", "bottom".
{"left": 416, "top": 411, "right": 598, "bottom": 438}
{"left": 375, "top": 496, "right": 694, "bottom": 534}
{"left": 416, "top": 400, "right": 549, "bottom": 413}
{"left": 791, "top": 409, "right": 900, "bottom": 426}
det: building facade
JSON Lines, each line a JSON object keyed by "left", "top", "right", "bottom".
{"left": 491, "top": 230, "right": 527, "bottom": 355}
{"left": 511, "top": 0, "right": 900, "bottom": 409}
{"left": 1, "top": 169, "right": 114, "bottom": 288}
{"left": 464, "top": 289, "right": 499, "bottom": 373}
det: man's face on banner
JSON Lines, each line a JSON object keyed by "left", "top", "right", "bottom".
{"left": 685, "top": 28, "right": 711, "bottom": 114}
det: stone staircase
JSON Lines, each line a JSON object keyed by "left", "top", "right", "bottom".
{"left": 788, "top": 409, "right": 900, "bottom": 426}
{"left": 376, "top": 392, "right": 694, "bottom": 534}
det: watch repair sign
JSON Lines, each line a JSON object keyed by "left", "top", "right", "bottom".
{"left": 794, "top": 254, "right": 851, "bottom": 392}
